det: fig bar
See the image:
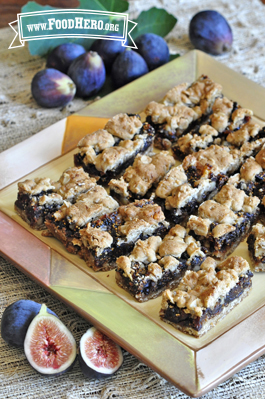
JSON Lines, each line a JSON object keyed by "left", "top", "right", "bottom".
{"left": 155, "top": 145, "right": 242, "bottom": 225}
{"left": 108, "top": 151, "right": 175, "bottom": 204}
{"left": 115, "top": 225, "right": 206, "bottom": 302}
{"left": 160, "top": 256, "right": 253, "bottom": 337}
{"left": 144, "top": 75, "right": 222, "bottom": 149}
{"left": 247, "top": 223, "right": 265, "bottom": 272}
{"left": 74, "top": 113, "right": 155, "bottom": 183}
{"left": 79, "top": 199, "right": 169, "bottom": 272}
{"left": 14, "top": 167, "right": 96, "bottom": 230}
{"left": 45, "top": 185, "right": 119, "bottom": 254}
{"left": 172, "top": 103, "right": 262, "bottom": 159}
{"left": 187, "top": 183, "right": 260, "bottom": 260}
{"left": 235, "top": 144, "right": 265, "bottom": 201}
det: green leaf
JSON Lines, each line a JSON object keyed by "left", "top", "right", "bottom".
{"left": 131, "top": 7, "right": 177, "bottom": 39}
{"left": 79, "top": 0, "right": 129, "bottom": 13}
{"left": 169, "top": 54, "right": 180, "bottom": 61}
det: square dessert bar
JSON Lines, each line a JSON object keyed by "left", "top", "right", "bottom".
{"left": 78, "top": 199, "right": 169, "bottom": 272}
{"left": 160, "top": 256, "right": 253, "bottom": 337}
{"left": 172, "top": 102, "right": 262, "bottom": 159}
{"left": 108, "top": 151, "right": 175, "bottom": 204}
{"left": 144, "top": 75, "right": 223, "bottom": 149}
{"left": 14, "top": 167, "right": 97, "bottom": 230}
{"left": 155, "top": 145, "right": 242, "bottom": 225}
{"left": 74, "top": 113, "right": 155, "bottom": 183}
{"left": 187, "top": 182, "right": 260, "bottom": 260}
{"left": 234, "top": 144, "right": 265, "bottom": 201}
{"left": 115, "top": 225, "right": 206, "bottom": 302}
{"left": 45, "top": 185, "right": 119, "bottom": 254}
{"left": 247, "top": 223, "right": 265, "bottom": 272}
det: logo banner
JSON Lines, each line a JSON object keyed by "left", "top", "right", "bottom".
{"left": 9, "top": 9, "right": 137, "bottom": 50}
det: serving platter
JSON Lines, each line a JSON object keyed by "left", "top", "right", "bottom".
{"left": 1, "top": 50, "right": 265, "bottom": 397}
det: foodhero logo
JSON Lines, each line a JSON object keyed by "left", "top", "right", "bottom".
{"left": 8, "top": 9, "right": 137, "bottom": 49}
{"left": 30, "top": 18, "right": 120, "bottom": 32}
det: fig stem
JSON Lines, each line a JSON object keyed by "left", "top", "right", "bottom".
{"left": 39, "top": 304, "right": 48, "bottom": 316}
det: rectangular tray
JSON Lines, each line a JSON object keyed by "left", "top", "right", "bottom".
{"left": 1, "top": 50, "right": 265, "bottom": 397}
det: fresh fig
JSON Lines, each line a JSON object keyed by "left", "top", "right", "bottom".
{"left": 90, "top": 35, "right": 127, "bottom": 70}
{"left": 24, "top": 304, "right": 76, "bottom": 375}
{"left": 111, "top": 49, "right": 148, "bottom": 88}
{"left": 46, "top": 43, "right": 86, "bottom": 73}
{"left": 31, "top": 68, "right": 76, "bottom": 108}
{"left": 135, "top": 33, "right": 169, "bottom": 71}
{"left": 79, "top": 327, "right": 123, "bottom": 379}
{"left": 1, "top": 299, "right": 57, "bottom": 348}
{"left": 189, "top": 10, "right": 233, "bottom": 55}
{"left": 67, "top": 51, "right": 106, "bottom": 98}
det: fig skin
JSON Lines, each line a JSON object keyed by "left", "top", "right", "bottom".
{"left": 79, "top": 327, "right": 123, "bottom": 379}
{"left": 135, "top": 33, "right": 169, "bottom": 71}
{"left": 24, "top": 304, "right": 77, "bottom": 376}
{"left": 1, "top": 299, "right": 57, "bottom": 348}
{"left": 189, "top": 10, "right": 233, "bottom": 55}
{"left": 111, "top": 49, "right": 149, "bottom": 89}
{"left": 90, "top": 35, "right": 127, "bottom": 70}
{"left": 67, "top": 51, "right": 106, "bottom": 98}
{"left": 31, "top": 68, "right": 76, "bottom": 108}
{"left": 46, "top": 43, "right": 86, "bottom": 73}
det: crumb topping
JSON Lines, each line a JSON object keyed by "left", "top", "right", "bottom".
{"left": 108, "top": 176, "right": 130, "bottom": 198}
{"left": 109, "top": 151, "right": 175, "bottom": 197}
{"left": 227, "top": 119, "right": 261, "bottom": 146}
{"left": 94, "top": 138, "right": 144, "bottom": 173}
{"left": 38, "top": 193, "right": 63, "bottom": 206}
{"left": 104, "top": 113, "right": 142, "bottom": 140}
{"left": 250, "top": 223, "right": 265, "bottom": 258}
{"left": 53, "top": 186, "right": 119, "bottom": 227}
{"left": 230, "top": 108, "right": 253, "bottom": 130}
{"left": 18, "top": 177, "right": 55, "bottom": 195}
{"left": 162, "top": 82, "right": 189, "bottom": 106}
{"left": 56, "top": 167, "right": 96, "bottom": 200}
{"left": 80, "top": 225, "right": 113, "bottom": 255}
{"left": 155, "top": 164, "right": 187, "bottom": 199}
{"left": 182, "top": 145, "right": 241, "bottom": 175}
{"left": 161, "top": 256, "right": 250, "bottom": 316}
{"left": 210, "top": 96, "right": 233, "bottom": 132}
{"left": 77, "top": 130, "right": 115, "bottom": 153}
{"left": 118, "top": 201, "right": 166, "bottom": 225}
{"left": 240, "top": 157, "right": 263, "bottom": 181}
{"left": 255, "top": 146, "right": 265, "bottom": 169}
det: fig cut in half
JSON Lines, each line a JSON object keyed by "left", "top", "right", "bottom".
{"left": 24, "top": 304, "right": 77, "bottom": 375}
{"left": 79, "top": 327, "right": 123, "bottom": 379}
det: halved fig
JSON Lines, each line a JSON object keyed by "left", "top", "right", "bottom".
{"left": 24, "top": 304, "right": 77, "bottom": 375}
{"left": 79, "top": 327, "right": 123, "bottom": 379}
{"left": 1, "top": 299, "right": 57, "bottom": 348}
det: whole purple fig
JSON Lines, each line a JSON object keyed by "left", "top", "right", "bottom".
{"left": 90, "top": 35, "right": 127, "bottom": 70}
{"left": 31, "top": 68, "right": 76, "bottom": 108}
{"left": 46, "top": 43, "right": 86, "bottom": 73}
{"left": 67, "top": 51, "right": 106, "bottom": 98}
{"left": 135, "top": 33, "right": 169, "bottom": 70}
{"left": 111, "top": 49, "right": 148, "bottom": 88}
{"left": 189, "top": 10, "right": 233, "bottom": 55}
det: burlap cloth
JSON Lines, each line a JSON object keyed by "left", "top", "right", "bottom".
{"left": 1, "top": 1, "right": 265, "bottom": 397}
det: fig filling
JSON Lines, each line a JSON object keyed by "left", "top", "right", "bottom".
{"left": 116, "top": 255, "right": 204, "bottom": 300}
{"left": 162, "top": 271, "right": 253, "bottom": 332}
{"left": 15, "top": 190, "right": 62, "bottom": 229}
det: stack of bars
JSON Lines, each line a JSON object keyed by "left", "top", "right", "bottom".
{"left": 14, "top": 75, "right": 265, "bottom": 337}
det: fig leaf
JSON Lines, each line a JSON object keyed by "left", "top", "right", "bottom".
{"left": 130, "top": 7, "right": 177, "bottom": 40}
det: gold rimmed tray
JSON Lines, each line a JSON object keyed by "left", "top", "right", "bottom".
{"left": 1, "top": 50, "right": 265, "bottom": 397}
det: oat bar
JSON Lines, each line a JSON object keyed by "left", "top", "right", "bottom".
{"left": 78, "top": 199, "right": 169, "bottom": 272}
{"left": 159, "top": 256, "right": 253, "bottom": 337}
{"left": 74, "top": 113, "right": 155, "bottom": 182}
{"left": 115, "top": 225, "right": 206, "bottom": 302}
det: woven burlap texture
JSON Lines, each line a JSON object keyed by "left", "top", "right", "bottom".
{"left": 1, "top": 0, "right": 265, "bottom": 398}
